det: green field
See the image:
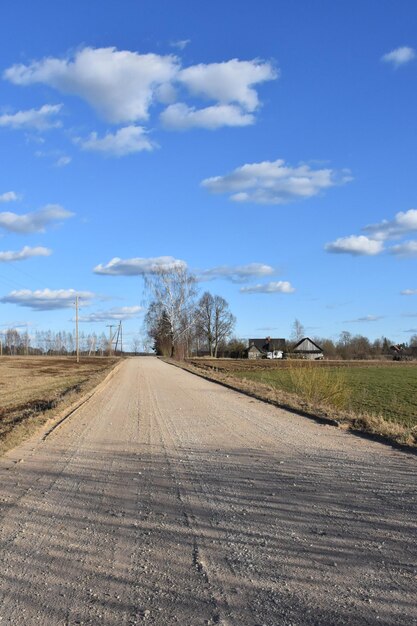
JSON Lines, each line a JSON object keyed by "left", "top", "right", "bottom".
{"left": 234, "top": 365, "right": 417, "bottom": 428}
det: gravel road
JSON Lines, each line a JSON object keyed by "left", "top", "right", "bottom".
{"left": 0, "top": 357, "right": 416, "bottom": 625}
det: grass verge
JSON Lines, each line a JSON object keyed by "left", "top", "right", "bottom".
{"left": 164, "top": 358, "right": 417, "bottom": 450}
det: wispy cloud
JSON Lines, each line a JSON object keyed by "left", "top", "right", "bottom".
{"left": 240, "top": 281, "right": 295, "bottom": 294}
{"left": 401, "top": 289, "right": 417, "bottom": 296}
{"left": 0, "top": 191, "right": 19, "bottom": 203}
{"left": 202, "top": 159, "right": 352, "bottom": 204}
{"left": 0, "top": 104, "right": 62, "bottom": 130}
{"left": 197, "top": 263, "right": 275, "bottom": 283}
{"left": 78, "top": 126, "right": 156, "bottom": 156}
{"left": 55, "top": 155, "right": 72, "bottom": 167}
{"left": 325, "top": 235, "right": 384, "bottom": 256}
{"left": 382, "top": 46, "right": 416, "bottom": 68}
{"left": 79, "top": 305, "right": 143, "bottom": 322}
{"left": 0, "top": 204, "right": 74, "bottom": 234}
{"left": 0, "top": 288, "right": 96, "bottom": 311}
{"left": 170, "top": 39, "right": 191, "bottom": 50}
{"left": 94, "top": 256, "right": 187, "bottom": 276}
{"left": 0, "top": 246, "right": 52, "bottom": 262}
{"left": 344, "top": 315, "right": 383, "bottom": 323}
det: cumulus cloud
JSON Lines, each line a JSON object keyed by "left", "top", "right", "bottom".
{"left": 382, "top": 46, "right": 416, "bottom": 67}
{"left": 240, "top": 281, "right": 295, "bottom": 294}
{"left": 401, "top": 289, "right": 417, "bottom": 296}
{"left": 0, "top": 104, "right": 62, "bottom": 130}
{"left": 0, "top": 288, "right": 95, "bottom": 311}
{"left": 389, "top": 240, "right": 417, "bottom": 257}
{"left": 79, "top": 305, "right": 144, "bottom": 322}
{"left": 178, "top": 59, "right": 277, "bottom": 111}
{"left": 78, "top": 126, "right": 156, "bottom": 156}
{"left": 325, "top": 235, "right": 384, "bottom": 256}
{"left": 0, "top": 191, "right": 19, "bottom": 203}
{"left": 0, "top": 246, "right": 52, "bottom": 262}
{"left": 0, "top": 204, "right": 74, "bottom": 234}
{"left": 198, "top": 263, "right": 275, "bottom": 283}
{"left": 202, "top": 159, "right": 352, "bottom": 204}
{"left": 161, "top": 103, "right": 254, "bottom": 130}
{"left": 363, "top": 209, "right": 417, "bottom": 240}
{"left": 94, "top": 255, "right": 187, "bottom": 276}
{"left": 344, "top": 315, "right": 383, "bottom": 323}
{"left": 4, "top": 47, "right": 179, "bottom": 124}
{"left": 4, "top": 48, "right": 277, "bottom": 130}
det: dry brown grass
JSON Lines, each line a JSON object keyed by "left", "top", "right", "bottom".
{"left": 0, "top": 356, "right": 119, "bottom": 455}
{"left": 168, "top": 359, "right": 417, "bottom": 449}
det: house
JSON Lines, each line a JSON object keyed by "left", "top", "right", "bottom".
{"left": 246, "top": 337, "right": 286, "bottom": 359}
{"left": 293, "top": 337, "right": 323, "bottom": 360}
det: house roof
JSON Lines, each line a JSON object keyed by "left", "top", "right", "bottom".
{"left": 248, "top": 338, "right": 286, "bottom": 353}
{"left": 293, "top": 337, "right": 323, "bottom": 352}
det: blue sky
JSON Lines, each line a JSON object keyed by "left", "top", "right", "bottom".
{"left": 0, "top": 0, "right": 416, "bottom": 347}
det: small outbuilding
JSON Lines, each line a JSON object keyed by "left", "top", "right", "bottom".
{"left": 293, "top": 337, "right": 323, "bottom": 360}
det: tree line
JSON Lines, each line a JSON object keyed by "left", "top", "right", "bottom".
{"left": 145, "top": 266, "right": 236, "bottom": 358}
{"left": 0, "top": 328, "right": 114, "bottom": 356}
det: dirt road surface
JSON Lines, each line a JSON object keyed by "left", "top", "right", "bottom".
{"left": 1, "top": 358, "right": 416, "bottom": 625}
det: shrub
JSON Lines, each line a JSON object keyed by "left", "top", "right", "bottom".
{"left": 287, "top": 362, "right": 349, "bottom": 409}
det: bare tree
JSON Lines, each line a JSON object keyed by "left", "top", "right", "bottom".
{"left": 145, "top": 266, "right": 197, "bottom": 358}
{"left": 196, "top": 292, "right": 236, "bottom": 357}
{"left": 291, "top": 318, "right": 305, "bottom": 343}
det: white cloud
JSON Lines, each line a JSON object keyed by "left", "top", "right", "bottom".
{"left": 401, "top": 289, "right": 417, "bottom": 296}
{"left": 4, "top": 48, "right": 278, "bottom": 130}
{"left": 0, "top": 288, "right": 95, "bottom": 311}
{"left": 0, "top": 191, "right": 19, "bottom": 203}
{"left": 389, "top": 240, "right": 417, "bottom": 257}
{"left": 198, "top": 263, "right": 275, "bottom": 283}
{"left": 0, "top": 104, "right": 62, "bottom": 130}
{"left": 325, "top": 235, "right": 384, "bottom": 256}
{"left": 240, "top": 281, "right": 295, "bottom": 294}
{"left": 94, "top": 255, "right": 187, "bottom": 276}
{"left": 382, "top": 46, "right": 416, "bottom": 67}
{"left": 202, "top": 159, "right": 352, "bottom": 204}
{"left": 363, "top": 209, "right": 417, "bottom": 240}
{"left": 178, "top": 59, "right": 277, "bottom": 111}
{"left": 79, "top": 305, "right": 144, "bottom": 322}
{"left": 78, "top": 126, "right": 156, "bottom": 156}
{"left": 55, "top": 155, "right": 72, "bottom": 167}
{"left": 0, "top": 204, "right": 74, "bottom": 234}
{"left": 0, "top": 246, "right": 52, "bottom": 262}
{"left": 4, "top": 47, "right": 179, "bottom": 124}
{"left": 344, "top": 315, "right": 383, "bottom": 323}
{"left": 161, "top": 103, "right": 254, "bottom": 130}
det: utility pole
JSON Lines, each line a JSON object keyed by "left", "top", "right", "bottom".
{"left": 106, "top": 325, "right": 114, "bottom": 357}
{"left": 120, "top": 321, "right": 123, "bottom": 356}
{"left": 75, "top": 295, "right": 80, "bottom": 363}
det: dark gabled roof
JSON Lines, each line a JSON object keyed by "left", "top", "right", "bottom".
{"left": 249, "top": 338, "right": 287, "bottom": 353}
{"left": 293, "top": 337, "right": 323, "bottom": 352}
